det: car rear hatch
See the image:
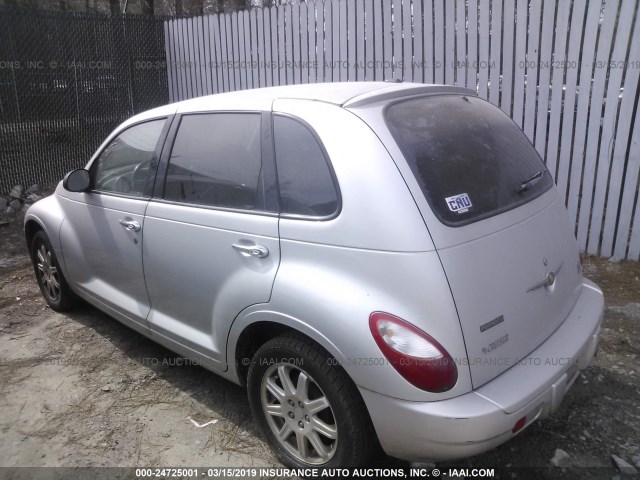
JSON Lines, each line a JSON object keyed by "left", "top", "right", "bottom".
{"left": 381, "top": 94, "right": 583, "bottom": 388}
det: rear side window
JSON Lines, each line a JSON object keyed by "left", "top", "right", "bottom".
{"left": 165, "top": 113, "right": 264, "bottom": 211}
{"left": 385, "top": 95, "right": 553, "bottom": 226}
{"left": 274, "top": 116, "right": 339, "bottom": 217}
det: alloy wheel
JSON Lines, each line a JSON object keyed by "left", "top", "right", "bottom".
{"left": 260, "top": 363, "right": 338, "bottom": 465}
{"left": 36, "top": 244, "right": 61, "bottom": 302}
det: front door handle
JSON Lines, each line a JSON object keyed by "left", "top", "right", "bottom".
{"left": 118, "top": 219, "right": 141, "bottom": 232}
{"left": 232, "top": 243, "right": 269, "bottom": 258}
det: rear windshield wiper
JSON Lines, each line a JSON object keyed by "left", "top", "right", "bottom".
{"left": 517, "top": 170, "right": 545, "bottom": 193}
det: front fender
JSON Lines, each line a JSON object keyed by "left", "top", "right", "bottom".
{"left": 24, "top": 183, "right": 68, "bottom": 275}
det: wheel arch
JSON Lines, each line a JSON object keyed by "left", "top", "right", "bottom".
{"left": 23, "top": 192, "right": 69, "bottom": 275}
{"left": 228, "top": 311, "right": 347, "bottom": 387}
{"left": 24, "top": 218, "right": 44, "bottom": 253}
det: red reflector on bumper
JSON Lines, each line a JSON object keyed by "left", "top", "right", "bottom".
{"left": 512, "top": 416, "right": 526, "bottom": 433}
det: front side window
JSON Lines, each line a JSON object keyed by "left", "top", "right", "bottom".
{"left": 385, "top": 95, "right": 553, "bottom": 226}
{"left": 164, "top": 113, "right": 264, "bottom": 211}
{"left": 273, "top": 116, "right": 339, "bottom": 217}
{"left": 92, "top": 119, "right": 166, "bottom": 197}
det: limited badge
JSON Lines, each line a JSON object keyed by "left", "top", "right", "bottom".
{"left": 445, "top": 193, "right": 472, "bottom": 213}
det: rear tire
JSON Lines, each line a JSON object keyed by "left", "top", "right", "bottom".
{"left": 31, "top": 230, "right": 76, "bottom": 312}
{"left": 247, "top": 333, "right": 377, "bottom": 468}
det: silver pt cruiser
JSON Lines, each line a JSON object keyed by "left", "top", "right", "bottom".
{"left": 25, "top": 82, "right": 604, "bottom": 468}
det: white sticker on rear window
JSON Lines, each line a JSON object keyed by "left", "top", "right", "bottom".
{"left": 445, "top": 193, "right": 472, "bottom": 213}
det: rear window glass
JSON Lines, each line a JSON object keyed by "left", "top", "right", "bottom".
{"left": 385, "top": 95, "right": 553, "bottom": 226}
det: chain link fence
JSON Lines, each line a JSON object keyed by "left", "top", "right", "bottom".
{"left": 0, "top": 6, "right": 169, "bottom": 193}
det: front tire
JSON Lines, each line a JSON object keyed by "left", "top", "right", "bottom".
{"left": 247, "top": 334, "right": 376, "bottom": 468}
{"left": 31, "top": 230, "right": 76, "bottom": 312}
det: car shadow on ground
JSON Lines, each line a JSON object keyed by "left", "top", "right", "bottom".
{"left": 63, "top": 300, "right": 255, "bottom": 424}
{"left": 60, "top": 299, "right": 411, "bottom": 468}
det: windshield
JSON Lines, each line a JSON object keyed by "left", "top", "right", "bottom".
{"left": 385, "top": 95, "right": 553, "bottom": 226}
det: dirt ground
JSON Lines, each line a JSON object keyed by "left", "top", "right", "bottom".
{"left": 0, "top": 207, "right": 638, "bottom": 478}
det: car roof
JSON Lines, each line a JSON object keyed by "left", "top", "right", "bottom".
{"left": 126, "top": 82, "right": 474, "bottom": 125}
{"left": 180, "top": 81, "right": 395, "bottom": 111}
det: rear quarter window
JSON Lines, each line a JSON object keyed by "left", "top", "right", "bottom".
{"left": 384, "top": 95, "right": 553, "bottom": 226}
{"left": 273, "top": 115, "right": 339, "bottom": 218}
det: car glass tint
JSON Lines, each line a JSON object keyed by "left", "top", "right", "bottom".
{"left": 385, "top": 95, "right": 553, "bottom": 226}
{"left": 274, "top": 116, "right": 338, "bottom": 217}
{"left": 165, "top": 113, "right": 262, "bottom": 210}
{"left": 93, "top": 119, "right": 165, "bottom": 196}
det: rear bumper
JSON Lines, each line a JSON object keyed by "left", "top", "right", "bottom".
{"left": 360, "top": 280, "right": 603, "bottom": 462}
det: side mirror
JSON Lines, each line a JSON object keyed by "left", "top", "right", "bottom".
{"left": 63, "top": 169, "right": 91, "bottom": 192}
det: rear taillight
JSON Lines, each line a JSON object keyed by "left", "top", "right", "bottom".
{"left": 369, "top": 312, "right": 458, "bottom": 392}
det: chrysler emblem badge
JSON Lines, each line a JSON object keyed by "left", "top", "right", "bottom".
{"left": 546, "top": 271, "right": 556, "bottom": 286}
{"left": 527, "top": 262, "right": 563, "bottom": 293}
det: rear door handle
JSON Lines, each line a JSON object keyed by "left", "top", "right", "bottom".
{"left": 232, "top": 243, "right": 269, "bottom": 258}
{"left": 118, "top": 219, "right": 141, "bottom": 232}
